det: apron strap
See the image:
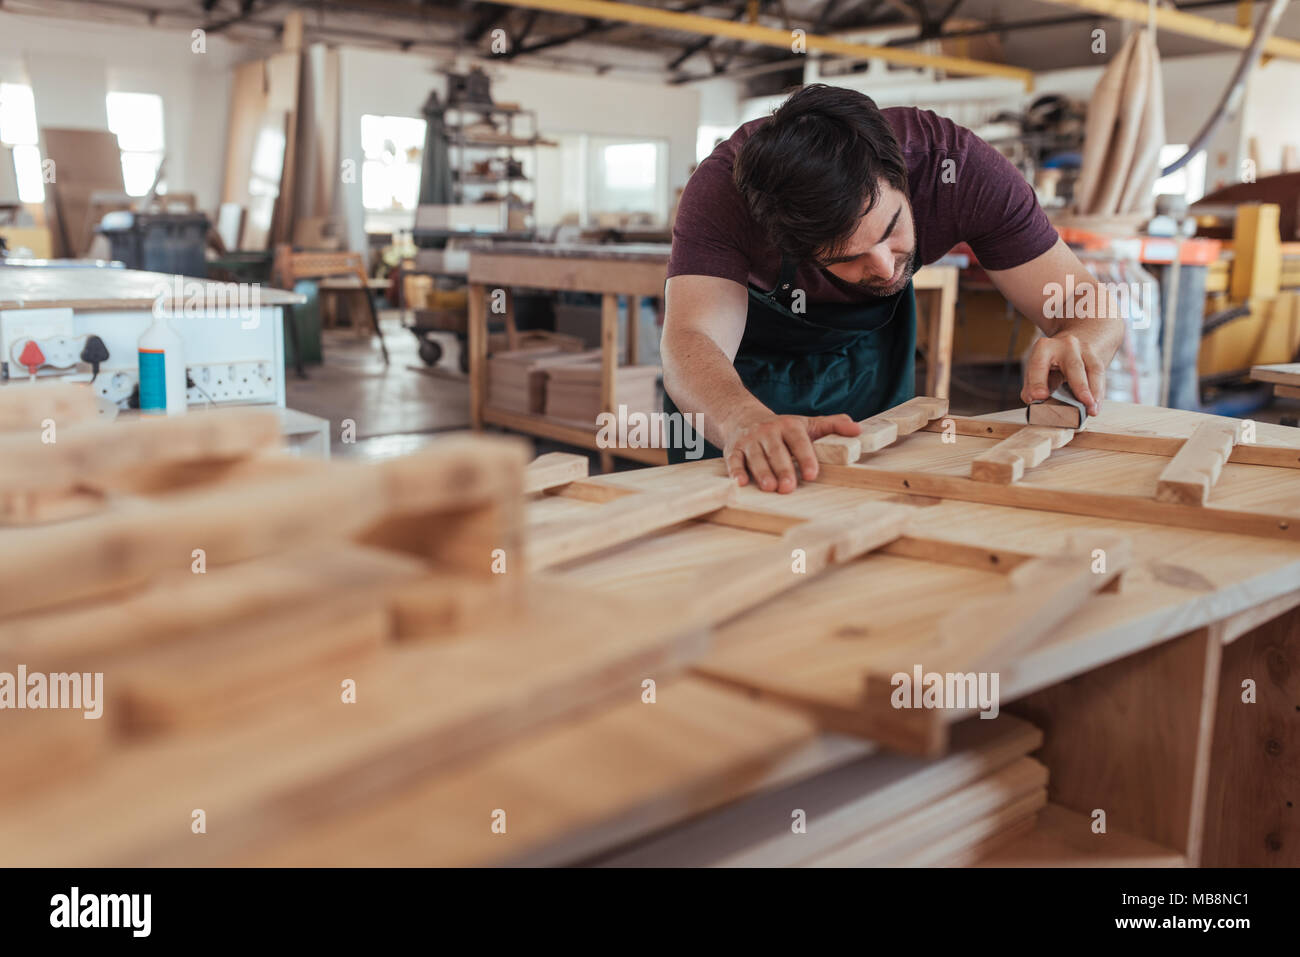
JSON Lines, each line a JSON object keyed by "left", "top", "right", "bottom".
{"left": 756, "top": 254, "right": 800, "bottom": 311}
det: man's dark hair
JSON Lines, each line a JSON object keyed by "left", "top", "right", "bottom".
{"left": 733, "top": 84, "right": 907, "bottom": 264}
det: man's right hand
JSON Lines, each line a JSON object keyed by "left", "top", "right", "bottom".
{"left": 723, "top": 413, "right": 862, "bottom": 493}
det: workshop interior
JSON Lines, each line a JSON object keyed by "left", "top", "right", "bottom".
{"left": 0, "top": 0, "right": 1298, "bottom": 898}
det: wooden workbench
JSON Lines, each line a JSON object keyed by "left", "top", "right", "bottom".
{"left": 466, "top": 243, "right": 959, "bottom": 471}
{"left": 502, "top": 401, "right": 1299, "bottom": 866}
{"left": 0, "top": 265, "right": 304, "bottom": 310}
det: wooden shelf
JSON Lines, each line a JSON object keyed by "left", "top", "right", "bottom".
{"left": 482, "top": 406, "right": 667, "bottom": 466}
{"left": 975, "top": 803, "right": 1187, "bottom": 867}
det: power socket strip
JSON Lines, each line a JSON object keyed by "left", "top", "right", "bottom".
{"left": 187, "top": 362, "right": 276, "bottom": 404}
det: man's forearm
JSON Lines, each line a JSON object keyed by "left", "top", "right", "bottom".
{"left": 661, "top": 327, "right": 770, "bottom": 448}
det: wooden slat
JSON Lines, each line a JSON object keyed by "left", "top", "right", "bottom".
{"left": 970, "top": 425, "right": 1074, "bottom": 483}
{"left": 924, "top": 415, "right": 1300, "bottom": 469}
{"left": 897, "top": 789, "right": 1046, "bottom": 866}
{"left": 0, "top": 582, "right": 707, "bottom": 865}
{"left": 1156, "top": 420, "right": 1240, "bottom": 505}
{"left": 814, "top": 461, "right": 1300, "bottom": 542}
{"left": 528, "top": 478, "right": 736, "bottom": 570}
{"left": 0, "top": 437, "right": 528, "bottom": 619}
{"left": 804, "top": 757, "right": 1048, "bottom": 866}
{"left": 813, "top": 396, "right": 948, "bottom": 466}
{"left": 591, "top": 713, "right": 1041, "bottom": 867}
{"left": 237, "top": 677, "right": 818, "bottom": 867}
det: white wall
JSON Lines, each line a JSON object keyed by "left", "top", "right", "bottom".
{"left": 337, "top": 47, "right": 701, "bottom": 251}
{"left": 0, "top": 12, "right": 249, "bottom": 213}
{"left": 1243, "top": 58, "right": 1300, "bottom": 178}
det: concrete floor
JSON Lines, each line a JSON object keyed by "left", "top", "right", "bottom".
{"left": 287, "top": 311, "right": 1299, "bottom": 464}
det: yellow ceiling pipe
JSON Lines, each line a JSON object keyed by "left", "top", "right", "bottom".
{"left": 1033, "top": 0, "right": 1300, "bottom": 61}
{"left": 495, "top": 0, "right": 1037, "bottom": 89}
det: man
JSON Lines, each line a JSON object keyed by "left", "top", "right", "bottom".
{"left": 662, "top": 84, "right": 1124, "bottom": 492}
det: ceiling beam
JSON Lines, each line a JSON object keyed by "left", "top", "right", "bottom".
{"left": 488, "top": 0, "right": 1036, "bottom": 86}
{"left": 1031, "top": 0, "right": 1300, "bottom": 61}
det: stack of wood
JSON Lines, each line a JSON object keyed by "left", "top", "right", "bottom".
{"left": 544, "top": 362, "right": 661, "bottom": 425}
{"left": 487, "top": 347, "right": 599, "bottom": 414}
{"left": 590, "top": 713, "right": 1048, "bottom": 867}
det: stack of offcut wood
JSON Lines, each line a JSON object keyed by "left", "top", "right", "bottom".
{"left": 487, "top": 347, "right": 598, "bottom": 414}
{"left": 592, "top": 713, "right": 1047, "bottom": 867}
{"left": 545, "top": 362, "right": 661, "bottom": 424}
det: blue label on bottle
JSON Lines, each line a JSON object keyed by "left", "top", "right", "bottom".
{"left": 138, "top": 349, "right": 167, "bottom": 412}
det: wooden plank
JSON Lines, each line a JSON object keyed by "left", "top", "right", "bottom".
{"left": 897, "top": 789, "right": 1045, "bottom": 866}
{"left": 1156, "top": 420, "right": 1240, "bottom": 505}
{"left": 804, "top": 757, "right": 1048, "bottom": 866}
{"left": 0, "top": 437, "right": 528, "bottom": 619}
{"left": 970, "top": 425, "right": 1074, "bottom": 483}
{"left": 468, "top": 282, "right": 488, "bottom": 430}
{"left": 976, "top": 803, "right": 1186, "bottom": 867}
{"left": 0, "top": 407, "right": 283, "bottom": 494}
{"left": 1275, "top": 384, "right": 1300, "bottom": 400}
{"left": 1202, "top": 605, "right": 1300, "bottom": 866}
{"left": 482, "top": 407, "right": 667, "bottom": 466}
{"left": 1250, "top": 362, "right": 1300, "bottom": 387}
{"left": 528, "top": 479, "right": 737, "bottom": 570}
{"left": 0, "top": 381, "right": 101, "bottom": 433}
{"left": 0, "top": 582, "right": 708, "bottom": 865}
{"left": 237, "top": 677, "right": 817, "bottom": 867}
{"left": 111, "top": 600, "right": 392, "bottom": 734}
{"left": 591, "top": 713, "right": 1041, "bottom": 867}
{"left": 524, "top": 452, "right": 589, "bottom": 493}
{"left": 814, "top": 396, "right": 949, "bottom": 465}
{"left": 922, "top": 415, "right": 1300, "bottom": 469}
{"left": 0, "top": 544, "right": 429, "bottom": 665}
{"left": 680, "top": 502, "right": 914, "bottom": 629}
{"left": 467, "top": 252, "right": 668, "bottom": 298}
{"left": 925, "top": 532, "right": 1131, "bottom": 673}
{"left": 813, "top": 462, "right": 1300, "bottom": 542}
{"left": 1008, "top": 628, "right": 1221, "bottom": 862}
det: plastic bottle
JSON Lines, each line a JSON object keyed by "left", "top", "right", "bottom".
{"left": 137, "top": 314, "right": 188, "bottom": 416}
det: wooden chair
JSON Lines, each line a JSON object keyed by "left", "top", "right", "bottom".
{"left": 272, "top": 245, "right": 391, "bottom": 369}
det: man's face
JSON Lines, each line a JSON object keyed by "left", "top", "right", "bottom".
{"left": 815, "top": 182, "right": 917, "bottom": 296}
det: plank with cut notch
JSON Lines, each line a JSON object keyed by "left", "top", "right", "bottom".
{"left": 970, "top": 426, "right": 1074, "bottom": 483}
{"left": 0, "top": 407, "right": 283, "bottom": 494}
{"left": 0, "top": 437, "right": 528, "bottom": 619}
{"left": 814, "top": 396, "right": 948, "bottom": 465}
{"left": 524, "top": 451, "right": 589, "bottom": 493}
{"left": 1155, "top": 420, "right": 1240, "bottom": 505}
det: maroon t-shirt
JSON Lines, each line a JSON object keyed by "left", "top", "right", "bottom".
{"left": 668, "top": 107, "right": 1058, "bottom": 301}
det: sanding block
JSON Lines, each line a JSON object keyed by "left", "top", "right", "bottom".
{"left": 1027, "top": 384, "right": 1088, "bottom": 430}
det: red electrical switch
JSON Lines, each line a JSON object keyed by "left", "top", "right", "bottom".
{"left": 18, "top": 340, "right": 45, "bottom": 376}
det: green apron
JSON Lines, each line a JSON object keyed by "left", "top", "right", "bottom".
{"left": 664, "top": 254, "right": 917, "bottom": 463}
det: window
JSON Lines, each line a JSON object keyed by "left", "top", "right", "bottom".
{"left": 1152, "top": 144, "right": 1207, "bottom": 205}
{"left": 105, "top": 92, "right": 165, "bottom": 196}
{"left": 360, "top": 114, "right": 426, "bottom": 212}
{"left": 0, "top": 83, "right": 44, "bottom": 203}
{"left": 551, "top": 134, "right": 669, "bottom": 226}
{"left": 696, "top": 125, "right": 732, "bottom": 163}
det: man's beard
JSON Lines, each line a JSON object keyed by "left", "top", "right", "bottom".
{"left": 856, "top": 248, "right": 918, "bottom": 297}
